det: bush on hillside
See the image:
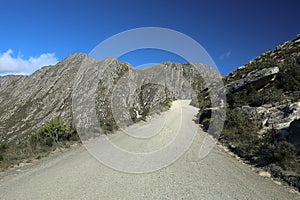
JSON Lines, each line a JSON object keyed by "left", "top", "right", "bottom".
{"left": 258, "top": 129, "right": 299, "bottom": 172}
{"left": 227, "top": 84, "right": 285, "bottom": 109}
{"left": 275, "top": 59, "right": 300, "bottom": 92}
{"left": 220, "top": 109, "right": 260, "bottom": 157}
{"left": 30, "top": 118, "right": 79, "bottom": 148}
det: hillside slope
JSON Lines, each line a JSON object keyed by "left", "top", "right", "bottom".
{"left": 199, "top": 34, "right": 300, "bottom": 189}
{"left": 0, "top": 54, "right": 222, "bottom": 168}
{"left": 1, "top": 100, "right": 299, "bottom": 200}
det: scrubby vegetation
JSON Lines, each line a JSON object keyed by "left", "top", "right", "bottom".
{"left": 259, "top": 129, "right": 299, "bottom": 172}
{"left": 129, "top": 83, "right": 173, "bottom": 123}
{"left": 220, "top": 109, "right": 260, "bottom": 157}
{"left": 99, "top": 121, "right": 118, "bottom": 133}
{"left": 224, "top": 110, "right": 298, "bottom": 170}
{"left": 199, "top": 107, "right": 300, "bottom": 173}
{"left": 0, "top": 118, "right": 79, "bottom": 170}
{"left": 30, "top": 118, "right": 79, "bottom": 149}
{"left": 227, "top": 56, "right": 300, "bottom": 109}
{"left": 198, "top": 36, "right": 300, "bottom": 188}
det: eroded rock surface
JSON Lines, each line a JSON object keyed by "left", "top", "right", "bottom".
{"left": 0, "top": 54, "right": 218, "bottom": 144}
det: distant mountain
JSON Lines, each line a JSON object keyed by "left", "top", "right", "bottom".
{"left": 0, "top": 53, "right": 222, "bottom": 146}
{"left": 4, "top": 34, "right": 298, "bottom": 189}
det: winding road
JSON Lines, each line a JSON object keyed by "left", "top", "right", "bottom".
{"left": 0, "top": 100, "right": 299, "bottom": 199}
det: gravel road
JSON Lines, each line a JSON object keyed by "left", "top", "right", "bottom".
{"left": 0, "top": 100, "right": 299, "bottom": 199}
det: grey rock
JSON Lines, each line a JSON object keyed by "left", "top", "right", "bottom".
{"left": 0, "top": 53, "right": 217, "bottom": 144}
{"left": 235, "top": 101, "right": 300, "bottom": 135}
{"left": 288, "top": 119, "right": 300, "bottom": 150}
{"left": 226, "top": 67, "right": 279, "bottom": 94}
{"left": 0, "top": 75, "right": 25, "bottom": 88}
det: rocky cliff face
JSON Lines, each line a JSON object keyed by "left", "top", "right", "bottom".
{"left": 226, "top": 67, "right": 279, "bottom": 94}
{"left": 199, "top": 34, "right": 300, "bottom": 189}
{"left": 225, "top": 34, "right": 300, "bottom": 137}
{"left": 0, "top": 75, "right": 24, "bottom": 88}
{"left": 0, "top": 54, "right": 217, "bottom": 144}
{"left": 0, "top": 54, "right": 83, "bottom": 144}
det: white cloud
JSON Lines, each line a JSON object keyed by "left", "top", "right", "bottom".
{"left": 219, "top": 50, "right": 232, "bottom": 60}
{"left": 0, "top": 49, "right": 58, "bottom": 75}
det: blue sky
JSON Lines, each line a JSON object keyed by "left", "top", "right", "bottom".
{"left": 0, "top": 0, "right": 299, "bottom": 75}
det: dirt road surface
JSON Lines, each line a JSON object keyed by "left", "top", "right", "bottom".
{"left": 0, "top": 100, "right": 299, "bottom": 199}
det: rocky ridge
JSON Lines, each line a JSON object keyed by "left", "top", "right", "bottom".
{"left": 0, "top": 54, "right": 220, "bottom": 145}
{"left": 225, "top": 34, "right": 300, "bottom": 138}
{"left": 0, "top": 33, "right": 299, "bottom": 190}
{"left": 198, "top": 34, "right": 300, "bottom": 189}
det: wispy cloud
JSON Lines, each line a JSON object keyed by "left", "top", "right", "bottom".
{"left": 0, "top": 49, "right": 58, "bottom": 75}
{"left": 219, "top": 50, "right": 232, "bottom": 60}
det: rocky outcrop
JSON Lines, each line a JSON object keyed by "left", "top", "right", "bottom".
{"left": 288, "top": 119, "right": 300, "bottom": 150}
{"left": 210, "top": 34, "right": 300, "bottom": 190}
{"left": 0, "top": 54, "right": 214, "bottom": 144}
{"left": 0, "top": 75, "right": 24, "bottom": 88}
{"left": 226, "top": 67, "right": 279, "bottom": 94}
{"left": 93, "top": 60, "right": 209, "bottom": 131}
{"left": 235, "top": 101, "right": 300, "bottom": 135}
{"left": 0, "top": 53, "right": 86, "bottom": 144}
{"left": 226, "top": 34, "right": 300, "bottom": 83}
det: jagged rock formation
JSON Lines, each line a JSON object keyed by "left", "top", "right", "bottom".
{"left": 226, "top": 67, "right": 279, "bottom": 94}
{"left": 94, "top": 61, "right": 205, "bottom": 130}
{"left": 203, "top": 34, "right": 300, "bottom": 189}
{"left": 0, "top": 75, "right": 24, "bottom": 88}
{"left": 0, "top": 54, "right": 218, "bottom": 144}
{"left": 196, "top": 34, "right": 300, "bottom": 189}
{"left": 224, "top": 34, "right": 300, "bottom": 135}
{"left": 235, "top": 101, "right": 300, "bottom": 135}
{"left": 226, "top": 34, "right": 300, "bottom": 83}
{"left": 0, "top": 53, "right": 83, "bottom": 144}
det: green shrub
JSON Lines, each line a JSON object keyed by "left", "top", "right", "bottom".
{"left": 273, "top": 141, "right": 297, "bottom": 165}
{"left": 30, "top": 118, "right": 79, "bottom": 148}
{"left": 0, "top": 119, "right": 79, "bottom": 170}
{"left": 275, "top": 62, "right": 300, "bottom": 92}
{"left": 219, "top": 108, "right": 260, "bottom": 158}
{"left": 226, "top": 56, "right": 300, "bottom": 109}
{"left": 208, "top": 41, "right": 300, "bottom": 176}
{"left": 255, "top": 128, "right": 300, "bottom": 172}
{"left": 227, "top": 84, "right": 285, "bottom": 109}
{"left": 69, "top": 133, "right": 80, "bottom": 141}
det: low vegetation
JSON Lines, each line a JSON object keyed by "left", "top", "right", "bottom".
{"left": 0, "top": 118, "right": 79, "bottom": 170}
{"left": 227, "top": 56, "right": 300, "bottom": 109}
{"left": 198, "top": 40, "right": 300, "bottom": 188}
{"left": 30, "top": 118, "right": 79, "bottom": 149}
{"left": 199, "top": 107, "right": 300, "bottom": 173}
{"left": 259, "top": 129, "right": 299, "bottom": 172}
